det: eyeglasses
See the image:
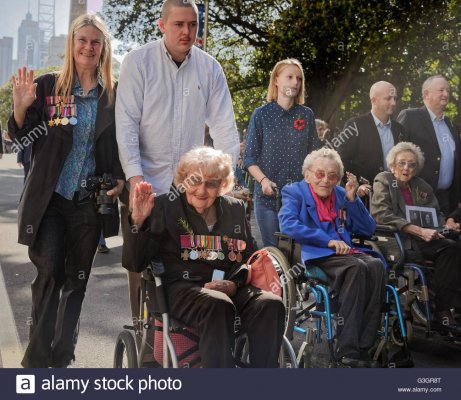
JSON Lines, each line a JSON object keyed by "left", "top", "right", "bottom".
{"left": 309, "top": 169, "right": 339, "bottom": 182}
{"left": 395, "top": 161, "right": 417, "bottom": 170}
{"left": 189, "top": 178, "right": 222, "bottom": 189}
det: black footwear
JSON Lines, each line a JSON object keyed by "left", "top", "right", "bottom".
{"left": 359, "top": 349, "right": 381, "bottom": 368}
{"left": 339, "top": 356, "right": 369, "bottom": 368}
{"left": 97, "top": 244, "right": 109, "bottom": 253}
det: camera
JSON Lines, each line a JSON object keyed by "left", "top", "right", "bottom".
{"left": 82, "top": 173, "right": 117, "bottom": 215}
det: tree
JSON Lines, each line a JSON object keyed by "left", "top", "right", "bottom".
{"left": 103, "top": 0, "right": 461, "bottom": 128}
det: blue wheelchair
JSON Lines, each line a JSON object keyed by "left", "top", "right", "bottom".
{"left": 264, "top": 232, "right": 413, "bottom": 368}
{"left": 369, "top": 225, "right": 461, "bottom": 345}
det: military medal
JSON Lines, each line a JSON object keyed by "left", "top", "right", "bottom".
{"left": 61, "top": 117, "right": 69, "bottom": 126}
{"left": 236, "top": 252, "right": 242, "bottom": 263}
{"left": 236, "top": 239, "right": 246, "bottom": 263}
{"left": 228, "top": 251, "right": 237, "bottom": 262}
{"left": 189, "top": 250, "right": 198, "bottom": 260}
{"left": 181, "top": 249, "right": 189, "bottom": 260}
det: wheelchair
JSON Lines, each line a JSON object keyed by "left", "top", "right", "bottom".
{"left": 264, "top": 232, "right": 413, "bottom": 368}
{"left": 368, "top": 224, "right": 461, "bottom": 345}
{"left": 113, "top": 260, "right": 298, "bottom": 368}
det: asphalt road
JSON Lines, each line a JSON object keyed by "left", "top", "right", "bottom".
{"left": 0, "top": 153, "right": 460, "bottom": 368}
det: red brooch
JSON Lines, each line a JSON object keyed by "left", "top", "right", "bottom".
{"left": 294, "top": 119, "right": 305, "bottom": 131}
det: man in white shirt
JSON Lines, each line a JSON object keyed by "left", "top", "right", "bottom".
{"left": 398, "top": 76, "right": 461, "bottom": 215}
{"left": 116, "top": 0, "right": 240, "bottom": 323}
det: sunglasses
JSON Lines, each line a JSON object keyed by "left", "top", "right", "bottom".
{"left": 396, "top": 161, "right": 417, "bottom": 170}
{"left": 309, "top": 169, "right": 339, "bottom": 182}
{"left": 189, "top": 178, "right": 222, "bottom": 189}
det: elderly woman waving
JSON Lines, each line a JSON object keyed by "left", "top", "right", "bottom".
{"left": 123, "top": 146, "right": 285, "bottom": 368}
{"left": 371, "top": 142, "right": 461, "bottom": 333}
{"left": 278, "top": 149, "right": 385, "bottom": 368}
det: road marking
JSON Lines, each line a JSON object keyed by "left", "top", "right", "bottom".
{"left": 0, "top": 262, "right": 23, "bottom": 367}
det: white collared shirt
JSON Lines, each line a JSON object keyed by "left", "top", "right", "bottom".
{"left": 426, "top": 107, "right": 455, "bottom": 190}
{"left": 116, "top": 38, "right": 239, "bottom": 195}
{"left": 371, "top": 111, "right": 394, "bottom": 169}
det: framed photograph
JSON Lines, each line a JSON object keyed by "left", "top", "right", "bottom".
{"left": 405, "top": 205, "right": 438, "bottom": 228}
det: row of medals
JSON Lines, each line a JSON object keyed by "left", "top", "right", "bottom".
{"left": 47, "top": 97, "right": 78, "bottom": 127}
{"left": 48, "top": 115, "right": 78, "bottom": 127}
{"left": 183, "top": 248, "right": 243, "bottom": 262}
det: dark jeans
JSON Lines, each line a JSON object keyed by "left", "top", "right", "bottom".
{"left": 253, "top": 195, "right": 279, "bottom": 247}
{"left": 167, "top": 281, "right": 285, "bottom": 368}
{"left": 23, "top": 193, "right": 100, "bottom": 368}
{"left": 412, "top": 238, "right": 461, "bottom": 311}
{"left": 312, "top": 253, "right": 385, "bottom": 359}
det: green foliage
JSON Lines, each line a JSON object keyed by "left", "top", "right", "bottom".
{"left": 103, "top": 0, "right": 461, "bottom": 128}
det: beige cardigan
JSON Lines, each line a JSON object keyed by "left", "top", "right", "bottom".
{"left": 371, "top": 171, "right": 445, "bottom": 233}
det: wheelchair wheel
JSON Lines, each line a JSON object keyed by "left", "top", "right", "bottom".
{"left": 390, "top": 318, "right": 413, "bottom": 347}
{"left": 234, "top": 334, "right": 298, "bottom": 368}
{"left": 279, "top": 335, "right": 298, "bottom": 368}
{"left": 264, "top": 246, "right": 298, "bottom": 339}
{"left": 114, "top": 330, "right": 138, "bottom": 368}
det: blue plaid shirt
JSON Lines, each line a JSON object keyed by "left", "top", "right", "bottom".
{"left": 55, "top": 76, "right": 100, "bottom": 200}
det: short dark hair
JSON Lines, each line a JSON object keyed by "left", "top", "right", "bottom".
{"left": 161, "top": 0, "right": 198, "bottom": 20}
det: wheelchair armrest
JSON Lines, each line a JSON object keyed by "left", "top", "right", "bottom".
{"left": 352, "top": 233, "right": 378, "bottom": 242}
{"left": 375, "top": 224, "right": 398, "bottom": 233}
{"left": 148, "top": 259, "right": 166, "bottom": 277}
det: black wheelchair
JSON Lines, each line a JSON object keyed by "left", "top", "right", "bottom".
{"left": 113, "top": 260, "right": 298, "bottom": 368}
{"left": 264, "top": 232, "right": 413, "bottom": 368}
{"left": 368, "top": 225, "right": 461, "bottom": 345}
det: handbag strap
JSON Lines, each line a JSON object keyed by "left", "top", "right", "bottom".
{"left": 246, "top": 248, "right": 267, "bottom": 266}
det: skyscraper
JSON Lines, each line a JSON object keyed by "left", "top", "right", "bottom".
{"left": 46, "top": 34, "right": 66, "bottom": 67}
{"left": 17, "top": 10, "right": 41, "bottom": 70}
{"left": 0, "top": 37, "right": 13, "bottom": 86}
{"left": 69, "top": 0, "right": 87, "bottom": 27}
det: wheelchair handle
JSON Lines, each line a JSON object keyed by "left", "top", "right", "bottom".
{"left": 375, "top": 224, "right": 398, "bottom": 233}
{"left": 274, "top": 186, "right": 282, "bottom": 212}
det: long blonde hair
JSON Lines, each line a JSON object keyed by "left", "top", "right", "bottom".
{"left": 55, "top": 14, "right": 115, "bottom": 106}
{"left": 266, "top": 58, "right": 305, "bottom": 104}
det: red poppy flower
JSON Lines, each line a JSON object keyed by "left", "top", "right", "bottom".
{"left": 294, "top": 119, "right": 305, "bottom": 131}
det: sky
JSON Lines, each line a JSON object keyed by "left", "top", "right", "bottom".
{"left": 0, "top": 0, "right": 104, "bottom": 59}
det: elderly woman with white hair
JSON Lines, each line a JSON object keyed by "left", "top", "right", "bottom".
{"left": 371, "top": 142, "right": 461, "bottom": 333}
{"left": 278, "top": 148, "right": 385, "bottom": 367}
{"left": 123, "top": 146, "right": 285, "bottom": 368}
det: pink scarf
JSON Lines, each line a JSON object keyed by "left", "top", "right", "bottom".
{"left": 309, "top": 183, "right": 337, "bottom": 223}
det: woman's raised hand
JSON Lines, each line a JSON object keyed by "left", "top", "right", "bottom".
{"left": 131, "top": 182, "right": 156, "bottom": 227}
{"left": 12, "top": 67, "right": 37, "bottom": 114}
{"left": 345, "top": 171, "right": 359, "bottom": 201}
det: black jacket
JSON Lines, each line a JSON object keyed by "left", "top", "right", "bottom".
{"left": 122, "top": 190, "right": 254, "bottom": 287}
{"left": 339, "top": 112, "right": 408, "bottom": 183}
{"left": 8, "top": 73, "right": 124, "bottom": 246}
{"left": 397, "top": 106, "right": 461, "bottom": 208}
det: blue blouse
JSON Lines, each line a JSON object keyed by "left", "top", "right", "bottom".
{"left": 243, "top": 101, "right": 320, "bottom": 207}
{"left": 55, "top": 76, "right": 99, "bottom": 200}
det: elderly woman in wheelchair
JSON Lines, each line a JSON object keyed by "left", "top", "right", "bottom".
{"left": 278, "top": 148, "right": 385, "bottom": 368}
{"left": 371, "top": 142, "right": 461, "bottom": 335}
{"left": 122, "top": 146, "right": 285, "bottom": 368}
